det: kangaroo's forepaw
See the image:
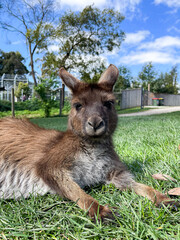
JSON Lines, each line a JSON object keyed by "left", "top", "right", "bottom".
{"left": 99, "top": 205, "right": 118, "bottom": 222}
{"left": 89, "top": 204, "right": 118, "bottom": 222}
{"left": 161, "top": 199, "right": 180, "bottom": 210}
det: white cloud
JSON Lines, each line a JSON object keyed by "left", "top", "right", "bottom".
{"left": 118, "top": 33, "right": 180, "bottom": 66}
{"left": 102, "top": 30, "right": 151, "bottom": 61}
{"left": 55, "top": 0, "right": 142, "bottom": 13}
{"left": 139, "top": 36, "right": 180, "bottom": 50}
{"left": 11, "top": 40, "right": 24, "bottom": 45}
{"left": 120, "top": 51, "right": 180, "bottom": 65}
{"left": 124, "top": 30, "right": 150, "bottom": 45}
{"left": 57, "top": 0, "right": 105, "bottom": 10}
{"left": 48, "top": 45, "right": 59, "bottom": 52}
{"left": 168, "top": 26, "right": 180, "bottom": 33}
{"left": 154, "top": 0, "right": 180, "bottom": 8}
{"left": 111, "top": 0, "right": 142, "bottom": 13}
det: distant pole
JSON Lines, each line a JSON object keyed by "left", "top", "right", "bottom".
{"left": 21, "top": 89, "right": 23, "bottom": 102}
{"left": 59, "top": 88, "right": 63, "bottom": 116}
{"left": 62, "top": 84, "right": 65, "bottom": 107}
{"left": 141, "top": 86, "right": 144, "bottom": 109}
{"left": 11, "top": 88, "right": 15, "bottom": 117}
{"left": 148, "top": 84, "right": 150, "bottom": 92}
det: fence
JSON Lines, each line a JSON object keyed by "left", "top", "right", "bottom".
{"left": 118, "top": 88, "right": 180, "bottom": 109}
{"left": 120, "top": 88, "right": 143, "bottom": 109}
{"left": 148, "top": 92, "right": 180, "bottom": 106}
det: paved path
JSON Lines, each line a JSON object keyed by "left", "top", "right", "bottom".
{"left": 119, "top": 106, "right": 180, "bottom": 117}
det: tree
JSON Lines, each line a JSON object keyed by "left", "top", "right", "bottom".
{"left": 153, "top": 66, "right": 179, "bottom": 94}
{"left": 41, "top": 6, "right": 125, "bottom": 78}
{"left": 114, "top": 66, "right": 132, "bottom": 92}
{"left": 138, "top": 62, "right": 157, "bottom": 90}
{"left": 0, "top": 0, "right": 55, "bottom": 86}
{"left": 15, "top": 82, "right": 31, "bottom": 101}
{"left": 169, "top": 65, "right": 179, "bottom": 94}
{"left": 34, "top": 76, "right": 59, "bottom": 117}
{"left": 0, "top": 50, "right": 28, "bottom": 75}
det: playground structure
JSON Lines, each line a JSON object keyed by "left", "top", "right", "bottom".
{"left": 0, "top": 74, "right": 34, "bottom": 101}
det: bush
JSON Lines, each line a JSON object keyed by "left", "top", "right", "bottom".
{"left": 15, "top": 99, "right": 42, "bottom": 111}
{"left": 0, "top": 98, "right": 71, "bottom": 116}
{"left": 34, "top": 77, "right": 59, "bottom": 117}
{"left": 0, "top": 100, "right": 11, "bottom": 112}
{"left": 62, "top": 100, "right": 71, "bottom": 114}
{"left": 0, "top": 99, "right": 42, "bottom": 112}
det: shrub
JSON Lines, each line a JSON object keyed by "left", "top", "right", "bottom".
{"left": 15, "top": 99, "right": 42, "bottom": 111}
{"left": 15, "top": 82, "right": 31, "bottom": 101}
{"left": 0, "top": 99, "right": 42, "bottom": 112}
{"left": 34, "top": 77, "right": 59, "bottom": 117}
{"left": 0, "top": 100, "right": 11, "bottom": 112}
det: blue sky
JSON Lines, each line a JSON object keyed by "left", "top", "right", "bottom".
{"left": 1, "top": 0, "right": 180, "bottom": 81}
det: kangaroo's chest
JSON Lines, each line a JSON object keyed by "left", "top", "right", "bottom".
{"left": 71, "top": 147, "right": 113, "bottom": 188}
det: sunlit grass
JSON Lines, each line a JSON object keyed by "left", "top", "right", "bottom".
{"left": 0, "top": 108, "right": 61, "bottom": 118}
{"left": 0, "top": 112, "right": 180, "bottom": 239}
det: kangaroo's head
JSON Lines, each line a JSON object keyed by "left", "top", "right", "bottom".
{"left": 59, "top": 64, "right": 119, "bottom": 140}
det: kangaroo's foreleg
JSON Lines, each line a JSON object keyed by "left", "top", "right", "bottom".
{"left": 131, "top": 182, "right": 174, "bottom": 206}
{"left": 107, "top": 169, "right": 178, "bottom": 207}
{"left": 41, "top": 171, "right": 114, "bottom": 220}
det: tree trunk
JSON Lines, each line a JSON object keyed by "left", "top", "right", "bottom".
{"left": 29, "top": 43, "right": 37, "bottom": 86}
{"left": 62, "top": 83, "right": 65, "bottom": 107}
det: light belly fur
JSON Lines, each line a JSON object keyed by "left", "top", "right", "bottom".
{"left": 0, "top": 160, "right": 53, "bottom": 199}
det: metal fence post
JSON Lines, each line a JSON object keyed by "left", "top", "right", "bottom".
{"left": 11, "top": 88, "right": 15, "bottom": 117}
{"left": 59, "top": 88, "right": 63, "bottom": 116}
{"left": 141, "top": 86, "right": 144, "bottom": 109}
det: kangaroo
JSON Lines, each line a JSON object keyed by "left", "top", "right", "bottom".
{"left": 0, "top": 65, "right": 177, "bottom": 220}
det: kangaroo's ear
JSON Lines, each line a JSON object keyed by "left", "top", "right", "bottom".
{"left": 59, "top": 68, "right": 81, "bottom": 92}
{"left": 98, "top": 64, "right": 119, "bottom": 91}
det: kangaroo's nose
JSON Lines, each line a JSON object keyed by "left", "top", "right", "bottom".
{"left": 88, "top": 118, "right": 104, "bottom": 131}
{"left": 86, "top": 116, "right": 106, "bottom": 136}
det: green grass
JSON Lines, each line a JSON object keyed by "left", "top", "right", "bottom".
{"left": 117, "top": 107, "right": 153, "bottom": 114}
{"left": 0, "top": 108, "right": 62, "bottom": 118}
{"left": 0, "top": 106, "right": 152, "bottom": 118}
{"left": 0, "top": 112, "right": 180, "bottom": 239}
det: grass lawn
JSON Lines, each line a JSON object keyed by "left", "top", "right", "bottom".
{"left": 0, "top": 108, "right": 61, "bottom": 118}
{"left": 0, "top": 106, "right": 153, "bottom": 118}
{"left": 0, "top": 112, "right": 180, "bottom": 239}
{"left": 117, "top": 107, "right": 153, "bottom": 115}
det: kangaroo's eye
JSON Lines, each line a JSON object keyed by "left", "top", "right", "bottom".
{"left": 104, "top": 100, "right": 114, "bottom": 109}
{"left": 74, "top": 103, "right": 82, "bottom": 111}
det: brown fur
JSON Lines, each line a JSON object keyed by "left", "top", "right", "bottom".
{"left": 0, "top": 65, "right": 178, "bottom": 221}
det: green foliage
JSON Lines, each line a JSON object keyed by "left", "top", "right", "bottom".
{"left": 15, "top": 98, "right": 42, "bottom": 111}
{"left": 35, "top": 77, "right": 59, "bottom": 117}
{"left": 42, "top": 5, "right": 125, "bottom": 78}
{"left": 153, "top": 66, "right": 179, "bottom": 94}
{"left": 138, "top": 62, "right": 157, "bottom": 90}
{"left": 0, "top": 50, "right": 28, "bottom": 75}
{"left": 0, "top": 100, "right": 11, "bottom": 111}
{"left": 0, "top": 99, "right": 42, "bottom": 112}
{"left": 0, "top": 0, "right": 56, "bottom": 86}
{"left": 15, "top": 82, "right": 31, "bottom": 101}
{"left": 80, "top": 68, "right": 104, "bottom": 84}
{"left": 131, "top": 79, "right": 141, "bottom": 88}
{"left": 114, "top": 65, "right": 132, "bottom": 91}
{"left": 138, "top": 63, "right": 179, "bottom": 94}
{"left": 53, "top": 99, "right": 71, "bottom": 114}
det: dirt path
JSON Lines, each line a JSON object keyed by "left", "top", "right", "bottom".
{"left": 119, "top": 106, "right": 180, "bottom": 117}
